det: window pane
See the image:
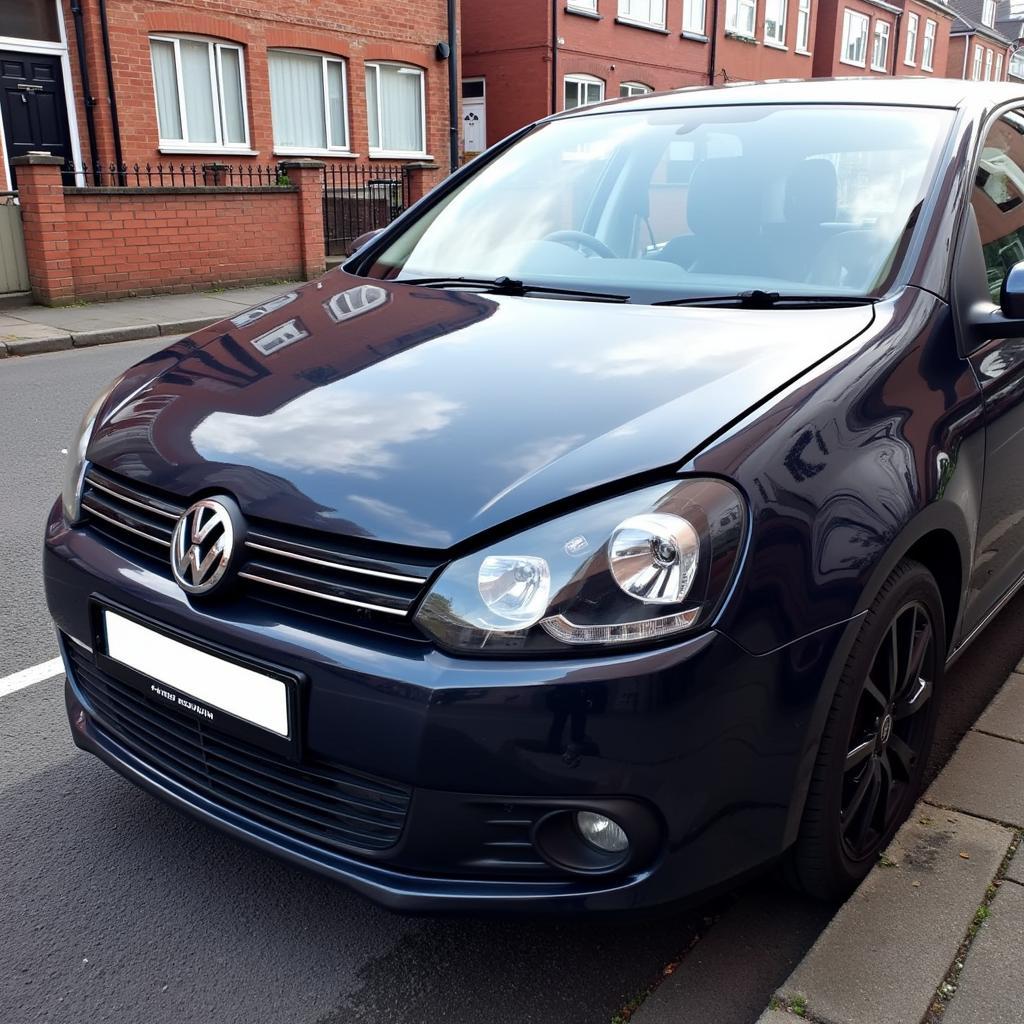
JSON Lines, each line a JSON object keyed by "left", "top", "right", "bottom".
{"left": 378, "top": 65, "right": 423, "bottom": 152}
{"left": 181, "top": 40, "right": 217, "bottom": 143}
{"left": 219, "top": 48, "right": 245, "bottom": 145}
{"left": 365, "top": 67, "right": 380, "bottom": 149}
{"left": 270, "top": 51, "right": 326, "bottom": 149}
{"left": 0, "top": 0, "right": 61, "bottom": 42}
{"left": 327, "top": 61, "right": 346, "bottom": 148}
{"left": 151, "top": 40, "right": 183, "bottom": 141}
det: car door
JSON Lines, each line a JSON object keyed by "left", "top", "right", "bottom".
{"left": 960, "top": 106, "right": 1024, "bottom": 624}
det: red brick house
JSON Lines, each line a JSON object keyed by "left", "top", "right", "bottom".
{"left": 461, "top": 0, "right": 822, "bottom": 155}
{"left": 0, "top": 0, "right": 459, "bottom": 191}
{"left": 946, "top": 0, "right": 1012, "bottom": 78}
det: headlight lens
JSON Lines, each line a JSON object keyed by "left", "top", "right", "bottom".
{"left": 61, "top": 382, "right": 118, "bottom": 523}
{"left": 415, "top": 478, "right": 745, "bottom": 654}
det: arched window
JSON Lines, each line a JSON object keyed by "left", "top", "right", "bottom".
{"left": 564, "top": 74, "right": 604, "bottom": 110}
{"left": 620, "top": 82, "right": 653, "bottom": 97}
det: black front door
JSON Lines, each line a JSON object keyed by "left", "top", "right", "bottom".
{"left": 0, "top": 51, "right": 73, "bottom": 187}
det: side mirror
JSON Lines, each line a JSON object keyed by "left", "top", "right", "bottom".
{"left": 1000, "top": 260, "right": 1024, "bottom": 319}
{"left": 346, "top": 229, "right": 383, "bottom": 257}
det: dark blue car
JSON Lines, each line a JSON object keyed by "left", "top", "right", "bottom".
{"left": 45, "top": 79, "right": 1024, "bottom": 910}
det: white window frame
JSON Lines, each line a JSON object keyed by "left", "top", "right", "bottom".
{"left": 617, "top": 0, "right": 666, "bottom": 28}
{"left": 683, "top": 0, "right": 708, "bottom": 34}
{"left": 871, "top": 20, "right": 891, "bottom": 71}
{"left": 268, "top": 49, "right": 351, "bottom": 157}
{"left": 149, "top": 34, "right": 252, "bottom": 155}
{"left": 986, "top": 47, "right": 994, "bottom": 79}
{"left": 365, "top": 61, "right": 428, "bottom": 159}
{"left": 982, "top": 0, "right": 996, "bottom": 27}
{"left": 840, "top": 9, "right": 869, "bottom": 67}
{"left": 564, "top": 74, "right": 605, "bottom": 110}
{"left": 619, "top": 81, "right": 653, "bottom": 96}
{"left": 996, "top": 52, "right": 1004, "bottom": 80}
{"left": 725, "top": 0, "right": 758, "bottom": 37}
{"left": 974, "top": 43, "right": 984, "bottom": 80}
{"left": 796, "top": 0, "right": 812, "bottom": 53}
{"left": 764, "top": 0, "right": 787, "bottom": 47}
{"left": 921, "top": 19, "right": 936, "bottom": 71}
{"left": 567, "top": 0, "right": 599, "bottom": 11}
{"left": 1011, "top": 51, "right": 1024, "bottom": 77}
{"left": 904, "top": 12, "right": 918, "bottom": 66}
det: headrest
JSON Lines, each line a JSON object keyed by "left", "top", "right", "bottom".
{"left": 686, "top": 157, "right": 760, "bottom": 237}
{"left": 784, "top": 158, "right": 838, "bottom": 226}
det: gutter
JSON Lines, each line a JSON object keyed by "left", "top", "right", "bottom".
{"left": 551, "top": 0, "right": 559, "bottom": 115}
{"left": 709, "top": 0, "right": 720, "bottom": 84}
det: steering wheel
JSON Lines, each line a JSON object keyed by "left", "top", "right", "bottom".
{"left": 543, "top": 230, "right": 616, "bottom": 259}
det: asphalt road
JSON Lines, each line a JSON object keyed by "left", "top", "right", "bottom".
{"left": 2, "top": 339, "right": 1023, "bottom": 1024}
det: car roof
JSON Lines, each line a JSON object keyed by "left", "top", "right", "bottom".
{"left": 556, "top": 77, "right": 1024, "bottom": 119}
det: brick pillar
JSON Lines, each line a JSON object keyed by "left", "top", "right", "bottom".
{"left": 12, "top": 154, "right": 75, "bottom": 306}
{"left": 280, "top": 160, "right": 326, "bottom": 280}
{"left": 404, "top": 162, "right": 442, "bottom": 205}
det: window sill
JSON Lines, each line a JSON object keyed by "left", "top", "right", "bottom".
{"left": 274, "top": 148, "right": 360, "bottom": 159}
{"left": 795, "top": 47, "right": 812, "bottom": 56}
{"left": 159, "top": 145, "right": 258, "bottom": 156}
{"left": 839, "top": 57, "right": 866, "bottom": 68}
{"left": 905, "top": 60, "right": 916, "bottom": 67}
{"left": 681, "top": 30, "right": 710, "bottom": 42}
{"left": 369, "top": 150, "right": 433, "bottom": 161}
{"left": 764, "top": 39, "right": 788, "bottom": 50}
{"left": 870, "top": 63, "right": 888, "bottom": 72}
{"left": 725, "top": 30, "right": 758, "bottom": 43}
{"left": 922, "top": 65, "right": 934, "bottom": 73}
{"left": 614, "top": 17, "right": 670, "bottom": 34}
{"left": 565, "top": 5, "right": 602, "bottom": 18}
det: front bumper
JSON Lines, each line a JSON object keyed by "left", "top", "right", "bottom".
{"left": 46, "top": 503, "right": 847, "bottom": 911}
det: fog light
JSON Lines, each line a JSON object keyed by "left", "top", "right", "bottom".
{"left": 576, "top": 811, "right": 629, "bottom": 854}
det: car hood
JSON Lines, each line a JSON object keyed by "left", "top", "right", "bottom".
{"left": 88, "top": 274, "right": 874, "bottom": 549}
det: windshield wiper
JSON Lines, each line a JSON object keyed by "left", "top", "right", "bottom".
{"left": 400, "top": 275, "right": 630, "bottom": 303}
{"left": 653, "top": 290, "right": 877, "bottom": 308}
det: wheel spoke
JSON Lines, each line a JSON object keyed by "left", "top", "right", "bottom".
{"left": 898, "top": 618, "right": 932, "bottom": 702}
{"left": 894, "top": 675, "right": 933, "bottom": 721}
{"left": 859, "top": 761, "right": 883, "bottom": 842}
{"left": 878, "top": 751, "right": 895, "bottom": 825}
{"left": 846, "top": 737, "right": 876, "bottom": 772}
{"left": 864, "top": 677, "right": 889, "bottom": 710}
{"left": 888, "top": 734, "right": 916, "bottom": 779}
{"left": 842, "top": 761, "right": 875, "bottom": 833}
{"left": 886, "top": 619, "right": 901, "bottom": 700}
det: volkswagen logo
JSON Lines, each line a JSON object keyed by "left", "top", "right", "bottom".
{"left": 170, "top": 497, "right": 239, "bottom": 595}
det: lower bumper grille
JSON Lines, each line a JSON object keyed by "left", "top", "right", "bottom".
{"left": 65, "top": 641, "right": 411, "bottom": 855}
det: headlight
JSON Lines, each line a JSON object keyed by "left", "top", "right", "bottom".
{"left": 414, "top": 478, "right": 745, "bottom": 654}
{"left": 61, "top": 382, "right": 119, "bottom": 523}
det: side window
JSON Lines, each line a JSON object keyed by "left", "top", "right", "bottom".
{"left": 972, "top": 110, "right": 1024, "bottom": 301}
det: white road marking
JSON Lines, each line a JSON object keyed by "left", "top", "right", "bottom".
{"left": 0, "top": 657, "right": 64, "bottom": 698}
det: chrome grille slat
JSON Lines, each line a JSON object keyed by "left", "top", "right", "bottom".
{"left": 79, "top": 468, "right": 441, "bottom": 634}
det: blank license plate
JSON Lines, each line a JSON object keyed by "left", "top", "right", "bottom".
{"left": 101, "top": 611, "right": 290, "bottom": 738}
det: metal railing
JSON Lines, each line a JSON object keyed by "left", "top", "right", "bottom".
{"left": 64, "top": 162, "right": 291, "bottom": 188}
{"left": 322, "top": 163, "right": 410, "bottom": 257}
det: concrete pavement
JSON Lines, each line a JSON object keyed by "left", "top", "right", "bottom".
{"left": 0, "top": 282, "right": 299, "bottom": 356}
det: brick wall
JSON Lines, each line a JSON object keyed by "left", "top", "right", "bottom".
{"left": 58, "top": 0, "right": 454, "bottom": 187}
{"left": 813, "top": 0, "right": 899, "bottom": 77}
{"left": 947, "top": 32, "right": 1012, "bottom": 79}
{"left": 12, "top": 155, "right": 322, "bottom": 304}
{"left": 898, "top": 0, "right": 954, "bottom": 76}
{"left": 715, "top": 0, "right": 820, "bottom": 83}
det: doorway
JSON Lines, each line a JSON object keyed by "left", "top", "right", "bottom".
{"left": 462, "top": 78, "right": 486, "bottom": 157}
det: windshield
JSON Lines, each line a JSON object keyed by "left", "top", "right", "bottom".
{"left": 362, "top": 104, "right": 954, "bottom": 304}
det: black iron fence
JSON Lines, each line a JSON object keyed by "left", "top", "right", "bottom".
{"left": 63, "top": 162, "right": 291, "bottom": 188}
{"left": 323, "top": 163, "right": 410, "bottom": 257}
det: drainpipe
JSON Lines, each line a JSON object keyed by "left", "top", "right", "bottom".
{"left": 69, "top": 0, "right": 101, "bottom": 182}
{"left": 551, "top": 0, "right": 559, "bottom": 114}
{"left": 446, "top": 0, "right": 458, "bottom": 173}
{"left": 709, "top": 0, "right": 720, "bottom": 84}
{"left": 891, "top": 12, "right": 902, "bottom": 76}
{"left": 97, "top": 0, "right": 124, "bottom": 177}
{"left": 962, "top": 33, "right": 970, "bottom": 79}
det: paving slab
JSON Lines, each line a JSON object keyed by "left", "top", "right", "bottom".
{"left": 975, "top": 672, "right": 1024, "bottom": 743}
{"left": 774, "top": 811, "right": 1013, "bottom": 1024}
{"left": 1006, "top": 846, "right": 1024, "bottom": 886}
{"left": 926, "top": 730, "right": 1024, "bottom": 827}
{"left": 0, "top": 322, "right": 71, "bottom": 344}
{"left": 942, "top": 881, "right": 1024, "bottom": 1024}
{"left": 632, "top": 887, "right": 834, "bottom": 1024}
{"left": 755, "top": 1012, "right": 796, "bottom": 1024}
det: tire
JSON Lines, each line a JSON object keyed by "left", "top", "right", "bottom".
{"left": 787, "top": 559, "right": 946, "bottom": 900}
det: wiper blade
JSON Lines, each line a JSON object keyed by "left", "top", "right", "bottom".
{"left": 654, "top": 290, "right": 876, "bottom": 308}
{"left": 401, "top": 275, "right": 630, "bottom": 303}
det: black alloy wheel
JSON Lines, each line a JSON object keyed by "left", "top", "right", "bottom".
{"left": 789, "top": 559, "right": 945, "bottom": 900}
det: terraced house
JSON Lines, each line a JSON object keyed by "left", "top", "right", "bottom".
{"left": 946, "top": 0, "right": 1014, "bottom": 78}
{"left": 0, "top": 0, "right": 459, "bottom": 191}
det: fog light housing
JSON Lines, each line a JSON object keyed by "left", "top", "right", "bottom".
{"left": 576, "top": 811, "right": 629, "bottom": 854}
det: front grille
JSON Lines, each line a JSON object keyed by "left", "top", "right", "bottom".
{"left": 66, "top": 642, "right": 412, "bottom": 854}
{"left": 80, "top": 466, "right": 441, "bottom": 634}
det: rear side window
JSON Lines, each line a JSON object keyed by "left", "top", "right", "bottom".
{"left": 970, "top": 110, "right": 1024, "bottom": 300}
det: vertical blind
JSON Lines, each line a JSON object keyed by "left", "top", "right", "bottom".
{"left": 219, "top": 47, "right": 246, "bottom": 145}
{"left": 181, "top": 40, "right": 217, "bottom": 143}
{"left": 269, "top": 51, "right": 327, "bottom": 148}
{"left": 151, "top": 39, "right": 182, "bottom": 140}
